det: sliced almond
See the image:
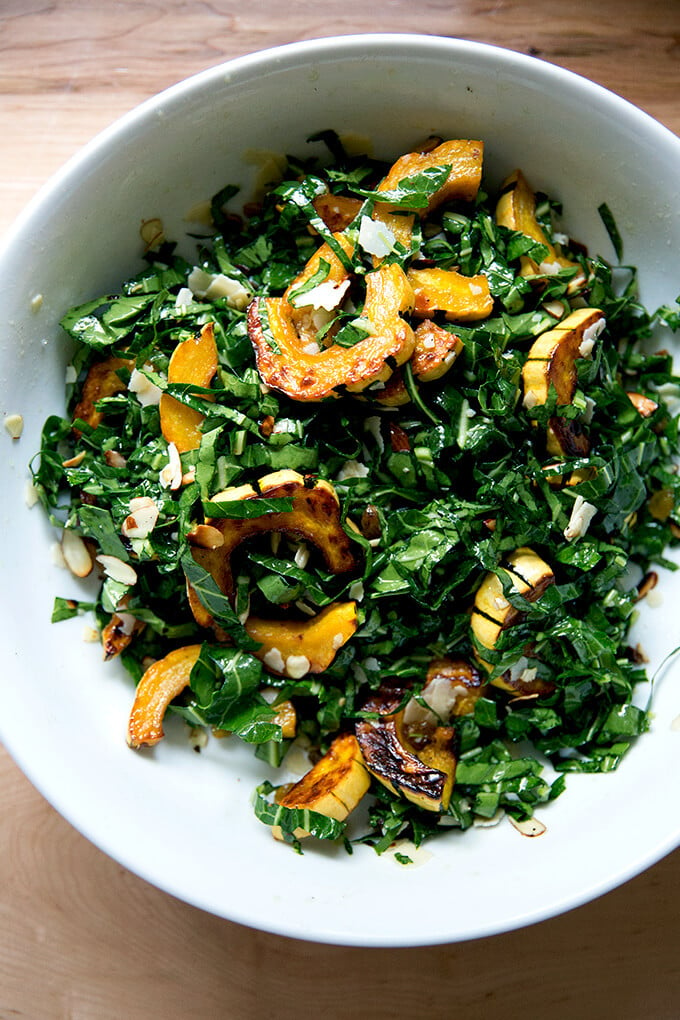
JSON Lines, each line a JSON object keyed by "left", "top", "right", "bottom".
{"left": 509, "top": 815, "right": 546, "bottom": 837}
{"left": 96, "top": 555, "right": 138, "bottom": 586}
{"left": 121, "top": 497, "right": 159, "bottom": 539}
{"left": 61, "top": 530, "right": 93, "bottom": 578}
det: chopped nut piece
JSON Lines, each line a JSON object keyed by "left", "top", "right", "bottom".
{"left": 3, "top": 414, "right": 24, "bottom": 439}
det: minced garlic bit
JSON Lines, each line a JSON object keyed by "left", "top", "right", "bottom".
{"left": 3, "top": 413, "right": 24, "bottom": 439}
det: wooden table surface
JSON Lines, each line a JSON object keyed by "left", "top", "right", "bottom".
{"left": 2, "top": 2, "right": 679, "bottom": 1017}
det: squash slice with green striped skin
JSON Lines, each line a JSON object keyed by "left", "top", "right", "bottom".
{"left": 496, "top": 169, "right": 586, "bottom": 291}
{"left": 470, "top": 547, "right": 555, "bottom": 693}
{"left": 272, "top": 733, "right": 371, "bottom": 840}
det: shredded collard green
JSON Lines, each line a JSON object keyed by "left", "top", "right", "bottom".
{"left": 33, "top": 131, "right": 680, "bottom": 853}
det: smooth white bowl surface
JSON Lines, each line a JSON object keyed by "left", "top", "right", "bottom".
{"left": 1, "top": 34, "right": 679, "bottom": 947}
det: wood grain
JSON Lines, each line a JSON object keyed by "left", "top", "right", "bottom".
{"left": 1, "top": 2, "right": 679, "bottom": 1017}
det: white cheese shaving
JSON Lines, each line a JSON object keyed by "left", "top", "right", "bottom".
{"left": 336, "top": 458, "right": 369, "bottom": 481}
{"left": 159, "top": 442, "right": 183, "bottom": 490}
{"left": 290, "top": 278, "right": 350, "bottom": 311}
{"left": 348, "top": 580, "right": 365, "bottom": 602}
{"left": 363, "top": 416, "right": 384, "bottom": 454}
{"left": 578, "top": 316, "right": 606, "bottom": 358}
{"left": 187, "top": 268, "right": 253, "bottom": 310}
{"left": 128, "top": 367, "right": 163, "bottom": 407}
{"left": 358, "top": 214, "right": 396, "bottom": 258}
{"left": 563, "top": 495, "right": 597, "bottom": 540}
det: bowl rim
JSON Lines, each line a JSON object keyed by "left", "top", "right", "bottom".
{"left": 1, "top": 32, "right": 679, "bottom": 947}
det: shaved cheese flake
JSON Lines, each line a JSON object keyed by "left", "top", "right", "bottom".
{"left": 358, "top": 214, "right": 396, "bottom": 258}
{"left": 563, "top": 495, "right": 597, "bottom": 540}
{"left": 129, "top": 367, "right": 162, "bottom": 407}
{"left": 290, "top": 278, "right": 350, "bottom": 311}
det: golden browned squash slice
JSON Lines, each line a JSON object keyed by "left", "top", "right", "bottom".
{"left": 248, "top": 262, "right": 415, "bottom": 401}
{"left": 159, "top": 321, "right": 218, "bottom": 453}
{"left": 522, "top": 307, "right": 605, "bottom": 409}
{"left": 403, "top": 658, "right": 487, "bottom": 727}
{"left": 127, "top": 644, "right": 202, "bottom": 748}
{"left": 71, "top": 356, "right": 133, "bottom": 430}
{"left": 369, "top": 139, "right": 483, "bottom": 261}
{"left": 355, "top": 684, "right": 456, "bottom": 813}
{"left": 407, "top": 267, "right": 493, "bottom": 322}
{"left": 496, "top": 169, "right": 585, "bottom": 291}
{"left": 374, "top": 321, "right": 464, "bottom": 405}
{"left": 377, "top": 138, "right": 484, "bottom": 214}
{"left": 522, "top": 307, "right": 605, "bottom": 458}
{"left": 312, "top": 193, "right": 363, "bottom": 232}
{"left": 272, "top": 733, "right": 371, "bottom": 840}
{"left": 244, "top": 602, "right": 358, "bottom": 679}
{"left": 187, "top": 470, "right": 360, "bottom": 631}
{"left": 470, "top": 547, "right": 555, "bottom": 693}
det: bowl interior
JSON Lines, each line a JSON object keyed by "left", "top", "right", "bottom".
{"left": 1, "top": 34, "right": 679, "bottom": 946}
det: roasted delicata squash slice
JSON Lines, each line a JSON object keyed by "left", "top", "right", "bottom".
{"left": 403, "top": 658, "right": 487, "bottom": 729}
{"left": 370, "top": 139, "right": 484, "bottom": 260}
{"left": 355, "top": 684, "right": 457, "bottom": 813}
{"left": 187, "top": 469, "right": 360, "bottom": 628}
{"left": 271, "top": 733, "right": 371, "bottom": 840}
{"left": 71, "top": 356, "right": 133, "bottom": 430}
{"left": 374, "top": 320, "right": 465, "bottom": 406}
{"left": 496, "top": 169, "right": 585, "bottom": 291}
{"left": 377, "top": 138, "right": 484, "bottom": 214}
{"left": 470, "top": 547, "right": 555, "bottom": 692}
{"left": 312, "top": 193, "right": 363, "bottom": 232}
{"left": 522, "top": 307, "right": 605, "bottom": 458}
{"left": 127, "top": 644, "right": 202, "bottom": 748}
{"left": 159, "top": 321, "right": 218, "bottom": 453}
{"left": 407, "top": 267, "right": 493, "bottom": 322}
{"left": 522, "top": 307, "right": 605, "bottom": 408}
{"left": 244, "top": 602, "right": 358, "bottom": 679}
{"left": 248, "top": 262, "right": 415, "bottom": 401}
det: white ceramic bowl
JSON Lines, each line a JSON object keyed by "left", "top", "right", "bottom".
{"left": 1, "top": 34, "right": 679, "bottom": 947}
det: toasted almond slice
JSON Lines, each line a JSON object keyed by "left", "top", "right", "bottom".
{"left": 61, "top": 530, "right": 93, "bottom": 578}
{"left": 96, "top": 555, "right": 138, "bottom": 586}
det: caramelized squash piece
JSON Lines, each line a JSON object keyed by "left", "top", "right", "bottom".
{"left": 403, "top": 658, "right": 487, "bottom": 725}
{"left": 72, "top": 356, "right": 132, "bottom": 430}
{"left": 522, "top": 307, "right": 605, "bottom": 458}
{"left": 407, "top": 267, "right": 493, "bottom": 322}
{"left": 312, "top": 193, "right": 363, "bottom": 232}
{"left": 374, "top": 321, "right": 464, "bottom": 405}
{"left": 245, "top": 602, "right": 358, "bottom": 679}
{"left": 356, "top": 684, "right": 456, "bottom": 813}
{"left": 272, "top": 733, "right": 371, "bottom": 840}
{"left": 470, "top": 547, "right": 555, "bottom": 693}
{"left": 127, "top": 644, "right": 202, "bottom": 748}
{"left": 522, "top": 308, "right": 605, "bottom": 408}
{"left": 248, "top": 263, "right": 415, "bottom": 401}
{"left": 377, "top": 138, "right": 484, "bottom": 214}
{"left": 496, "top": 169, "right": 585, "bottom": 290}
{"left": 159, "top": 322, "right": 218, "bottom": 453}
{"left": 187, "top": 469, "right": 360, "bottom": 629}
